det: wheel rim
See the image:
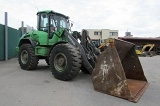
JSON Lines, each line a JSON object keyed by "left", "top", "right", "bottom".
{"left": 54, "top": 53, "right": 67, "bottom": 72}
{"left": 21, "top": 50, "right": 28, "bottom": 64}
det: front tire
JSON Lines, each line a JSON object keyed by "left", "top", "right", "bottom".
{"left": 18, "top": 44, "right": 38, "bottom": 70}
{"left": 50, "top": 43, "right": 81, "bottom": 81}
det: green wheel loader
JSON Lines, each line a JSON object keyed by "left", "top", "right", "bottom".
{"left": 16, "top": 10, "right": 149, "bottom": 102}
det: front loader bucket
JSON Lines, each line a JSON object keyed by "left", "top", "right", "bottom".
{"left": 92, "top": 39, "right": 149, "bottom": 102}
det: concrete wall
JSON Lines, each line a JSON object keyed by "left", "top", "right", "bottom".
{"left": 102, "top": 29, "right": 109, "bottom": 39}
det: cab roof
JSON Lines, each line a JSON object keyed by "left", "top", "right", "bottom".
{"left": 37, "top": 10, "right": 69, "bottom": 19}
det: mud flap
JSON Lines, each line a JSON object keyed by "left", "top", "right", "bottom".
{"left": 92, "top": 39, "right": 149, "bottom": 103}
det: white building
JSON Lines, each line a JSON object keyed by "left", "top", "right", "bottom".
{"left": 86, "top": 29, "right": 118, "bottom": 40}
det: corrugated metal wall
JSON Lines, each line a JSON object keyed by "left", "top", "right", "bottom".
{"left": 0, "top": 11, "right": 33, "bottom": 61}
{"left": 8, "top": 27, "right": 21, "bottom": 59}
{"left": 0, "top": 24, "right": 5, "bottom": 60}
{"left": 0, "top": 24, "right": 21, "bottom": 60}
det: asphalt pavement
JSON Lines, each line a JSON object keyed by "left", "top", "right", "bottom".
{"left": 0, "top": 56, "right": 160, "bottom": 106}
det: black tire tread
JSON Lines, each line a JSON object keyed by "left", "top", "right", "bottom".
{"left": 18, "top": 44, "right": 38, "bottom": 70}
{"left": 50, "top": 43, "right": 81, "bottom": 81}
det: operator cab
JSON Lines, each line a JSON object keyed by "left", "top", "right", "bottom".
{"left": 37, "top": 10, "right": 71, "bottom": 38}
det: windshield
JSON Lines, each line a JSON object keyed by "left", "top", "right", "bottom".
{"left": 50, "top": 15, "right": 69, "bottom": 31}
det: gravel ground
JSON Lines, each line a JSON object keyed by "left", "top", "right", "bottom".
{"left": 0, "top": 56, "right": 160, "bottom": 106}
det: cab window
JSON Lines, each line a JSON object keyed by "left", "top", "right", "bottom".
{"left": 39, "top": 13, "right": 48, "bottom": 32}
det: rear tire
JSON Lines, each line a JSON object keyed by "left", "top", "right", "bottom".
{"left": 18, "top": 44, "right": 38, "bottom": 70}
{"left": 50, "top": 43, "right": 81, "bottom": 81}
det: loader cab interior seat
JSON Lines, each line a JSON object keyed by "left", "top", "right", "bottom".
{"left": 49, "top": 24, "right": 56, "bottom": 38}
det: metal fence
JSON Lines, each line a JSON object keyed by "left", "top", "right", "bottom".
{"left": 0, "top": 10, "right": 33, "bottom": 61}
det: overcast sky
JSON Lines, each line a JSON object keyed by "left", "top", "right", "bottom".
{"left": 0, "top": 0, "right": 160, "bottom": 37}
